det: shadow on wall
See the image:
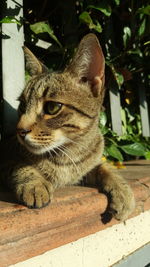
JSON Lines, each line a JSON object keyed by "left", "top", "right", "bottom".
{"left": 2, "top": 100, "right": 18, "bottom": 138}
{"left": 1, "top": 1, "right": 24, "bottom": 138}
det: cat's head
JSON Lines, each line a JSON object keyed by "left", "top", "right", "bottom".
{"left": 17, "top": 34, "right": 105, "bottom": 155}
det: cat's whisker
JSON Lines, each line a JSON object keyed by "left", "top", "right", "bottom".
{"left": 59, "top": 144, "right": 78, "bottom": 161}
{"left": 47, "top": 150, "right": 55, "bottom": 161}
{"left": 51, "top": 148, "right": 59, "bottom": 157}
{"left": 59, "top": 147, "right": 78, "bottom": 167}
{"left": 55, "top": 146, "right": 79, "bottom": 174}
{"left": 65, "top": 137, "right": 87, "bottom": 151}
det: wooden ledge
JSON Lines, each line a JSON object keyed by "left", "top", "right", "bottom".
{"left": 0, "top": 160, "right": 150, "bottom": 267}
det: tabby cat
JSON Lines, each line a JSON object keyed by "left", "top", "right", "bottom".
{"left": 0, "top": 34, "right": 135, "bottom": 220}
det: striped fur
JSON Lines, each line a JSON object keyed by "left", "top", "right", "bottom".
{"left": 0, "top": 34, "right": 135, "bottom": 220}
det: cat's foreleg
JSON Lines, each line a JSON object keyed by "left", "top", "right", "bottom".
{"left": 11, "top": 165, "right": 54, "bottom": 208}
{"left": 97, "top": 162, "right": 135, "bottom": 221}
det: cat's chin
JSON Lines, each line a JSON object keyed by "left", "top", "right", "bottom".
{"left": 23, "top": 142, "right": 57, "bottom": 155}
{"left": 24, "top": 144, "right": 48, "bottom": 155}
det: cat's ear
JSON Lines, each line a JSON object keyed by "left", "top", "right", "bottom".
{"left": 23, "top": 46, "right": 49, "bottom": 76}
{"left": 66, "top": 34, "right": 105, "bottom": 97}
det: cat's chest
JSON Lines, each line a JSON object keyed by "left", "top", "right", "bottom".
{"left": 36, "top": 158, "right": 81, "bottom": 187}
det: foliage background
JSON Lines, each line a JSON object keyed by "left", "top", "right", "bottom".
{"left": 1, "top": 0, "right": 150, "bottom": 161}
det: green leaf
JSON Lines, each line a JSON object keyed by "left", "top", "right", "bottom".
{"left": 115, "top": 72, "right": 124, "bottom": 87}
{"left": 30, "top": 22, "right": 62, "bottom": 47}
{"left": 127, "top": 125, "right": 134, "bottom": 135}
{"left": 88, "top": 4, "right": 112, "bottom": 16}
{"left": 145, "top": 151, "right": 150, "bottom": 160}
{"left": 125, "top": 107, "right": 135, "bottom": 123}
{"left": 79, "top": 11, "right": 102, "bottom": 32}
{"left": 106, "top": 144, "right": 123, "bottom": 161}
{"left": 106, "top": 136, "right": 118, "bottom": 145}
{"left": 144, "top": 40, "right": 150, "bottom": 45}
{"left": 123, "top": 26, "right": 131, "bottom": 48}
{"left": 138, "top": 18, "right": 146, "bottom": 36}
{"left": 109, "top": 65, "right": 124, "bottom": 88}
{"left": 99, "top": 111, "right": 107, "bottom": 127}
{"left": 25, "top": 71, "right": 31, "bottom": 82}
{"left": 79, "top": 11, "right": 92, "bottom": 25}
{"left": 137, "top": 5, "right": 150, "bottom": 16}
{"left": 94, "top": 20, "right": 102, "bottom": 33}
{"left": 79, "top": 12, "right": 102, "bottom": 32}
{"left": 100, "top": 126, "right": 109, "bottom": 135}
{"left": 127, "top": 48, "right": 142, "bottom": 55}
{"left": 120, "top": 143, "right": 146, "bottom": 156}
{"left": 0, "top": 16, "right": 21, "bottom": 25}
{"left": 114, "top": 0, "right": 120, "bottom": 6}
{"left": 99, "top": 112, "right": 108, "bottom": 134}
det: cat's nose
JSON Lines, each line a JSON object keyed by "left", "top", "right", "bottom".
{"left": 17, "top": 128, "right": 31, "bottom": 138}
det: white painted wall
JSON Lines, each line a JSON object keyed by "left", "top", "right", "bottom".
{"left": 2, "top": 0, "right": 24, "bottom": 134}
{"left": 10, "top": 210, "right": 150, "bottom": 267}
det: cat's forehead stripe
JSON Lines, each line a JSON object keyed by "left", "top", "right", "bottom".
{"left": 22, "top": 72, "right": 100, "bottom": 119}
{"left": 27, "top": 74, "right": 95, "bottom": 119}
{"left": 66, "top": 104, "right": 95, "bottom": 119}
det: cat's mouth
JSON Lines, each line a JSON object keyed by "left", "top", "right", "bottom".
{"left": 23, "top": 141, "right": 46, "bottom": 155}
{"left": 17, "top": 134, "right": 67, "bottom": 155}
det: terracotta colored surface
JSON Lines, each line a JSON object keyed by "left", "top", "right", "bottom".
{"left": 0, "top": 160, "right": 150, "bottom": 267}
{"left": 119, "top": 160, "right": 150, "bottom": 180}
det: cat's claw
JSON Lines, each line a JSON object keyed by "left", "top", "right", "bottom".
{"left": 16, "top": 180, "right": 53, "bottom": 209}
{"left": 109, "top": 185, "right": 135, "bottom": 221}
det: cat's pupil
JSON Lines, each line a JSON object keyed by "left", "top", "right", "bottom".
{"left": 44, "top": 101, "right": 62, "bottom": 115}
{"left": 81, "top": 77, "right": 88, "bottom": 83}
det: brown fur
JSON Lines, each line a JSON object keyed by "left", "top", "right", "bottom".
{"left": 0, "top": 34, "right": 135, "bottom": 220}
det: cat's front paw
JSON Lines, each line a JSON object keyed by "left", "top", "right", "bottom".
{"left": 15, "top": 180, "right": 53, "bottom": 208}
{"left": 109, "top": 184, "right": 135, "bottom": 221}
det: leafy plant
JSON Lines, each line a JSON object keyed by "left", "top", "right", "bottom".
{"left": 30, "top": 22, "right": 62, "bottom": 47}
{"left": 1, "top": 0, "right": 150, "bottom": 160}
{"left": 100, "top": 110, "right": 150, "bottom": 161}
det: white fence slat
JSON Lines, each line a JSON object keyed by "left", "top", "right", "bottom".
{"left": 138, "top": 86, "right": 150, "bottom": 137}
{"left": 2, "top": 0, "right": 24, "bottom": 135}
{"left": 109, "top": 87, "right": 122, "bottom": 135}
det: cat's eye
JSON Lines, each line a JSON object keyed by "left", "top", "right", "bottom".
{"left": 43, "top": 101, "right": 62, "bottom": 115}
